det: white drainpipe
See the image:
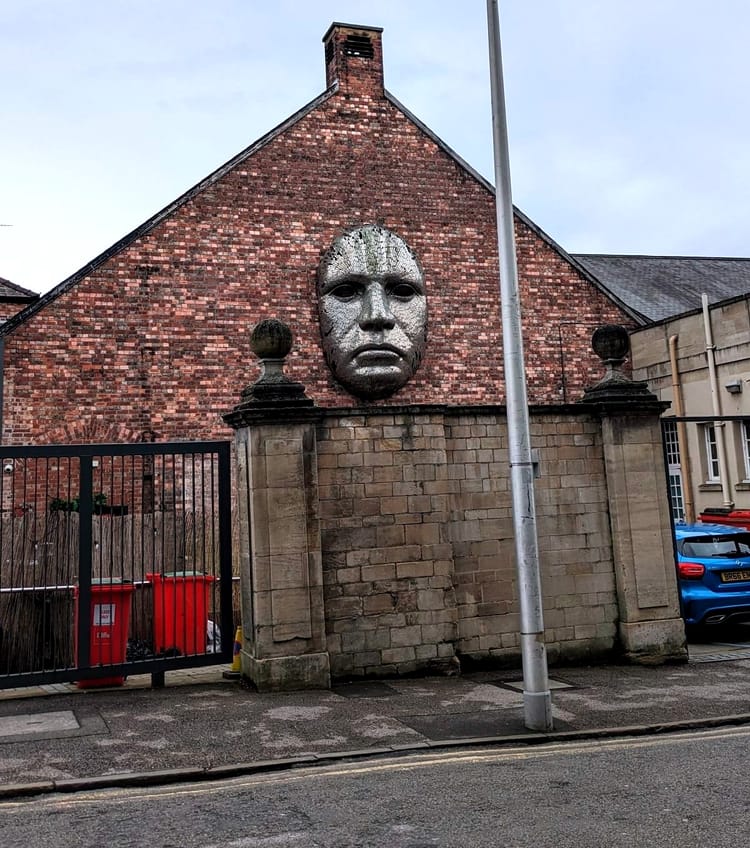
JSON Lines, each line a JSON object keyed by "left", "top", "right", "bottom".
{"left": 702, "top": 294, "right": 733, "bottom": 508}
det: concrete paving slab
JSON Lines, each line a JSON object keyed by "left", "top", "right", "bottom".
{"left": 0, "top": 708, "right": 107, "bottom": 745}
{"left": 0, "top": 710, "right": 79, "bottom": 738}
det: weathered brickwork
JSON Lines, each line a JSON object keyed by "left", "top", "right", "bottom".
{"left": 0, "top": 279, "right": 37, "bottom": 324}
{"left": 1, "top": 24, "right": 632, "bottom": 447}
{"left": 317, "top": 405, "right": 618, "bottom": 677}
{"left": 0, "top": 303, "right": 30, "bottom": 323}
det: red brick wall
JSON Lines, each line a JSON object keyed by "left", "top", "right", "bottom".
{"left": 2, "top": 27, "right": 631, "bottom": 446}
{"left": 0, "top": 301, "right": 33, "bottom": 323}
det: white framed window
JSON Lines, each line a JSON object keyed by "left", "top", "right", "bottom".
{"left": 741, "top": 420, "right": 750, "bottom": 481}
{"left": 703, "top": 423, "right": 720, "bottom": 483}
{"left": 663, "top": 420, "right": 680, "bottom": 466}
{"left": 663, "top": 420, "right": 685, "bottom": 522}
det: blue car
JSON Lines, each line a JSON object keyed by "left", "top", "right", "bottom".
{"left": 674, "top": 522, "right": 750, "bottom": 627}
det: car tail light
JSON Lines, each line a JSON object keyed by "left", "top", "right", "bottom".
{"left": 678, "top": 560, "right": 706, "bottom": 579}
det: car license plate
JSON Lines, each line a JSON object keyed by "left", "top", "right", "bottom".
{"left": 720, "top": 570, "right": 750, "bottom": 582}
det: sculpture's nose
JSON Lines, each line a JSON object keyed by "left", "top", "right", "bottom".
{"left": 358, "top": 283, "right": 395, "bottom": 330}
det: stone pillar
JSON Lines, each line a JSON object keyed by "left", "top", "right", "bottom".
{"left": 580, "top": 326, "right": 687, "bottom": 664}
{"left": 224, "top": 319, "right": 330, "bottom": 690}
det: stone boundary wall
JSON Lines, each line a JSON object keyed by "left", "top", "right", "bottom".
{"left": 316, "top": 406, "right": 618, "bottom": 678}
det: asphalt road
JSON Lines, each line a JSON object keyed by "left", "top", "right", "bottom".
{"left": 3, "top": 723, "right": 749, "bottom": 847}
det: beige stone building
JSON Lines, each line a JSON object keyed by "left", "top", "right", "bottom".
{"left": 630, "top": 292, "right": 750, "bottom": 522}
{"left": 576, "top": 254, "right": 750, "bottom": 523}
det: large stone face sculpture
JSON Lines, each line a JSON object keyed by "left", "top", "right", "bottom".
{"left": 317, "top": 225, "right": 427, "bottom": 400}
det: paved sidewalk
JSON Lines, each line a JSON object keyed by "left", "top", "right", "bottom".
{"left": 2, "top": 647, "right": 750, "bottom": 799}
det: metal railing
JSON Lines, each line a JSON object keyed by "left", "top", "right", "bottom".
{"left": 0, "top": 441, "right": 234, "bottom": 689}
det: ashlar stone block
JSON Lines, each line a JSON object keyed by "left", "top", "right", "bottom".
{"left": 232, "top": 418, "right": 330, "bottom": 691}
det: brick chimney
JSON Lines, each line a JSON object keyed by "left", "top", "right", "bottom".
{"left": 323, "top": 22, "right": 384, "bottom": 94}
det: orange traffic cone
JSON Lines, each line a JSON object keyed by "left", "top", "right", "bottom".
{"left": 223, "top": 627, "right": 242, "bottom": 679}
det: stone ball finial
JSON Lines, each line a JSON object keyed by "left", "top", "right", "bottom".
{"left": 250, "top": 319, "right": 293, "bottom": 360}
{"left": 224, "top": 317, "right": 315, "bottom": 422}
{"left": 591, "top": 324, "right": 630, "bottom": 366}
{"left": 578, "top": 322, "right": 663, "bottom": 409}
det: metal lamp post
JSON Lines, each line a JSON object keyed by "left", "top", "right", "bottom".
{"left": 486, "top": 0, "right": 553, "bottom": 732}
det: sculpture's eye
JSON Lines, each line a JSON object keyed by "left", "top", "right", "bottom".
{"left": 388, "top": 281, "right": 419, "bottom": 300}
{"left": 328, "top": 281, "right": 363, "bottom": 301}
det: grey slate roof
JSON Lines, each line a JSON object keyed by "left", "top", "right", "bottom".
{"left": 571, "top": 254, "right": 750, "bottom": 324}
{"left": 0, "top": 277, "right": 38, "bottom": 300}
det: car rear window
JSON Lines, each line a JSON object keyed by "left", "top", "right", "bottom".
{"left": 679, "top": 534, "right": 750, "bottom": 558}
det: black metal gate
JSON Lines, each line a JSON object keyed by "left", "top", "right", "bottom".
{"left": 0, "top": 441, "right": 233, "bottom": 689}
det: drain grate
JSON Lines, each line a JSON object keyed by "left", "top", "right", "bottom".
{"left": 488, "top": 677, "right": 575, "bottom": 692}
{"left": 689, "top": 648, "right": 750, "bottom": 663}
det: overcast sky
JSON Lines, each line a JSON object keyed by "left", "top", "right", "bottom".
{"left": 2, "top": 1, "right": 749, "bottom": 294}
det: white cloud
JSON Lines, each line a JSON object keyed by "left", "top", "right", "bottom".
{"left": 2, "top": 0, "right": 749, "bottom": 292}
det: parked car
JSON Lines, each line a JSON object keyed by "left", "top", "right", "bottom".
{"left": 674, "top": 522, "right": 750, "bottom": 627}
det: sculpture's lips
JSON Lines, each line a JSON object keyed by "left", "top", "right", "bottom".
{"left": 353, "top": 343, "right": 404, "bottom": 357}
